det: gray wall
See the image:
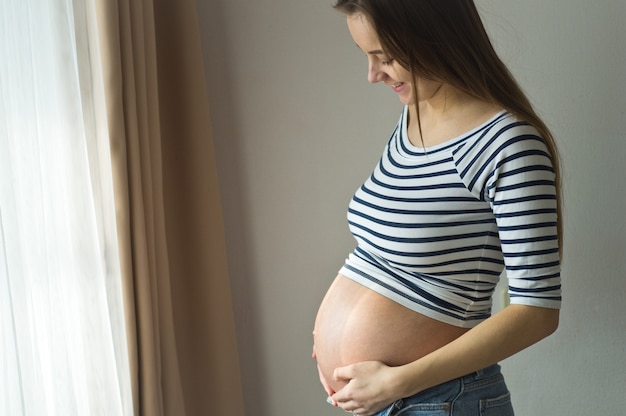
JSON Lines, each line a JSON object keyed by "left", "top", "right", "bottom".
{"left": 197, "top": 1, "right": 626, "bottom": 415}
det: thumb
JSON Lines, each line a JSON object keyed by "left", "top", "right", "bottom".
{"left": 333, "top": 364, "right": 355, "bottom": 382}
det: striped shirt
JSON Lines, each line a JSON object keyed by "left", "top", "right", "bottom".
{"left": 339, "top": 106, "right": 561, "bottom": 328}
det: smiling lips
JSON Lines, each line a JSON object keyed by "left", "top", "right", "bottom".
{"left": 391, "top": 82, "right": 405, "bottom": 92}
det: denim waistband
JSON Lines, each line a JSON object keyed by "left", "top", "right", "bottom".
{"left": 373, "top": 363, "right": 508, "bottom": 416}
{"left": 461, "top": 363, "right": 501, "bottom": 382}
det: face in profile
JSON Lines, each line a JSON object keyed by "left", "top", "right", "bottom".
{"left": 346, "top": 13, "right": 442, "bottom": 106}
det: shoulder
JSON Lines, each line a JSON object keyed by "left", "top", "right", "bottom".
{"left": 456, "top": 113, "right": 551, "bottom": 168}
{"left": 460, "top": 112, "right": 546, "bottom": 156}
{"left": 454, "top": 112, "right": 555, "bottom": 197}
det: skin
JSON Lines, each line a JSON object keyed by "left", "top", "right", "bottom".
{"left": 313, "top": 275, "right": 469, "bottom": 395}
{"left": 346, "top": 13, "right": 501, "bottom": 148}
{"left": 318, "top": 14, "right": 561, "bottom": 416}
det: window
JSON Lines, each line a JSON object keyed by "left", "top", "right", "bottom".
{"left": 0, "top": 0, "right": 132, "bottom": 414}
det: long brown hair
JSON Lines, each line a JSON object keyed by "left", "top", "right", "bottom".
{"left": 334, "top": 0, "right": 562, "bottom": 248}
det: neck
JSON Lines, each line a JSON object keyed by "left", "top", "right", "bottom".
{"left": 410, "top": 84, "right": 472, "bottom": 124}
{"left": 406, "top": 84, "right": 499, "bottom": 148}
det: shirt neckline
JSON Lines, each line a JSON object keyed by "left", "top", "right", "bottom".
{"left": 399, "top": 105, "right": 508, "bottom": 155}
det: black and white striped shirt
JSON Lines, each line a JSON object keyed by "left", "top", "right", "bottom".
{"left": 339, "top": 106, "right": 561, "bottom": 328}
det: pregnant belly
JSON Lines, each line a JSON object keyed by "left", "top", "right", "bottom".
{"left": 313, "top": 274, "right": 468, "bottom": 393}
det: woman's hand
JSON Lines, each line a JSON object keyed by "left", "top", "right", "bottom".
{"left": 330, "top": 361, "right": 403, "bottom": 416}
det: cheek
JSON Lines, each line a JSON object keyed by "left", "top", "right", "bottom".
{"left": 394, "top": 67, "right": 413, "bottom": 84}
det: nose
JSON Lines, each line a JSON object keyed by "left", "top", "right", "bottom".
{"left": 367, "top": 60, "right": 384, "bottom": 84}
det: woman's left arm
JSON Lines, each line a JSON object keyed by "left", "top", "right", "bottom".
{"left": 330, "top": 304, "right": 559, "bottom": 415}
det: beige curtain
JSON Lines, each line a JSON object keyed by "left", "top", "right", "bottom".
{"left": 93, "top": 0, "right": 244, "bottom": 414}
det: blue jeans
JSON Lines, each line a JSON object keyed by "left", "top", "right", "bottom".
{"left": 374, "top": 364, "right": 514, "bottom": 416}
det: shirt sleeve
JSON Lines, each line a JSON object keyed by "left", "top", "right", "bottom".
{"left": 456, "top": 118, "right": 562, "bottom": 309}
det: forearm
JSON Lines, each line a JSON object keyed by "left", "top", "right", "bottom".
{"left": 395, "top": 304, "right": 560, "bottom": 398}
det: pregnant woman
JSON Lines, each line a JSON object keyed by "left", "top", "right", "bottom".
{"left": 313, "top": 1, "right": 562, "bottom": 415}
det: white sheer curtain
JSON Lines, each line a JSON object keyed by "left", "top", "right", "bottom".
{"left": 0, "top": 0, "right": 132, "bottom": 415}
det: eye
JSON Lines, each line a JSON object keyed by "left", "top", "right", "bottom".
{"left": 381, "top": 58, "right": 394, "bottom": 66}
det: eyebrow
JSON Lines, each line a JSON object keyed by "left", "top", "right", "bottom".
{"left": 354, "top": 43, "right": 385, "bottom": 55}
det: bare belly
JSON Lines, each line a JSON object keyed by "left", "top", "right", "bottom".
{"left": 313, "top": 274, "right": 469, "bottom": 393}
